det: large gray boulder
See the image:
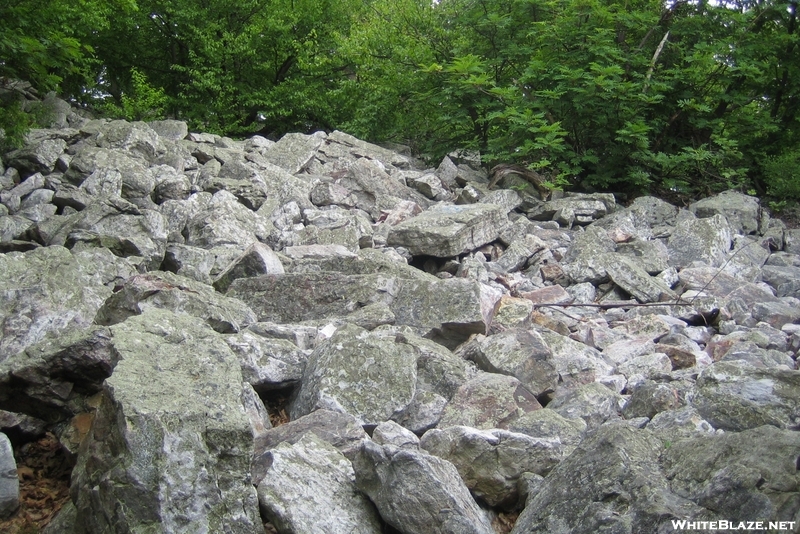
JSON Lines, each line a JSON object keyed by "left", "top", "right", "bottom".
{"left": 662, "top": 425, "right": 800, "bottom": 523}
{"left": 438, "top": 372, "right": 542, "bottom": 430}
{"left": 94, "top": 270, "right": 257, "bottom": 333}
{"left": 71, "top": 308, "right": 262, "bottom": 533}
{"left": 420, "top": 426, "right": 565, "bottom": 508}
{"left": 511, "top": 423, "right": 707, "bottom": 534}
{"left": 225, "top": 329, "right": 307, "bottom": 391}
{"left": 457, "top": 328, "right": 558, "bottom": 397}
{"left": 289, "top": 324, "right": 417, "bottom": 425}
{"left": 65, "top": 146, "right": 158, "bottom": 199}
{"left": 693, "top": 361, "right": 800, "bottom": 431}
{"left": 690, "top": 190, "right": 761, "bottom": 235}
{"left": 0, "top": 246, "right": 125, "bottom": 359}
{"left": 353, "top": 440, "right": 495, "bottom": 534}
{"left": 257, "top": 434, "right": 383, "bottom": 534}
{"left": 667, "top": 212, "right": 732, "bottom": 268}
{"left": 38, "top": 195, "right": 168, "bottom": 270}
{"left": 252, "top": 409, "right": 369, "bottom": 484}
{"left": 0, "top": 326, "right": 117, "bottom": 422}
{"left": 387, "top": 203, "right": 508, "bottom": 257}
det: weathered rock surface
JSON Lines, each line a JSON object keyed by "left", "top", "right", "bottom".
{"left": 0, "top": 432, "right": 18, "bottom": 519}
{"left": 2, "top": 107, "right": 799, "bottom": 533}
{"left": 353, "top": 439, "right": 495, "bottom": 534}
{"left": 257, "top": 434, "right": 383, "bottom": 533}
{"left": 70, "top": 309, "right": 261, "bottom": 533}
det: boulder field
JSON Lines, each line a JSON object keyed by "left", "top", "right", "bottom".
{"left": 1, "top": 99, "right": 800, "bottom": 533}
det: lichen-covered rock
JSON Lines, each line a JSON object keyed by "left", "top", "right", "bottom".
{"left": 289, "top": 324, "right": 417, "bottom": 425}
{"left": 257, "top": 434, "right": 383, "bottom": 534}
{"left": 662, "top": 425, "right": 800, "bottom": 523}
{"left": 353, "top": 440, "right": 495, "bottom": 534}
{"left": 0, "top": 432, "right": 19, "bottom": 519}
{"left": 387, "top": 203, "right": 508, "bottom": 257}
{"left": 420, "top": 425, "right": 565, "bottom": 508}
{"left": 693, "top": 360, "right": 800, "bottom": 431}
{"left": 438, "top": 372, "right": 541, "bottom": 430}
{"left": 0, "top": 246, "right": 120, "bottom": 359}
{"left": 667, "top": 212, "right": 732, "bottom": 268}
{"left": 0, "top": 327, "right": 117, "bottom": 422}
{"left": 458, "top": 329, "right": 558, "bottom": 397}
{"left": 510, "top": 423, "right": 707, "bottom": 534}
{"left": 94, "top": 270, "right": 257, "bottom": 333}
{"left": 225, "top": 329, "right": 306, "bottom": 391}
{"left": 252, "top": 410, "right": 368, "bottom": 484}
{"left": 691, "top": 190, "right": 761, "bottom": 235}
{"left": 71, "top": 309, "right": 261, "bottom": 533}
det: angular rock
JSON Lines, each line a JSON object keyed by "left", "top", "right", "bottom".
{"left": 71, "top": 309, "right": 261, "bottom": 533}
{"left": 212, "top": 241, "right": 284, "bottom": 292}
{"left": 662, "top": 425, "right": 800, "bottom": 523}
{"left": 438, "top": 372, "right": 541, "bottom": 430}
{"left": 0, "top": 246, "right": 119, "bottom": 359}
{"left": 387, "top": 203, "right": 508, "bottom": 257}
{"left": 622, "top": 381, "right": 682, "bottom": 419}
{"left": 373, "top": 420, "right": 420, "bottom": 449}
{"left": 458, "top": 329, "right": 558, "bottom": 397}
{"left": 694, "top": 361, "right": 800, "bottom": 431}
{"left": 506, "top": 409, "right": 587, "bottom": 451}
{"left": 161, "top": 243, "right": 216, "bottom": 283}
{"left": 511, "top": 423, "right": 706, "bottom": 534}
{"left": 65, "top": 146, "right": 157, "bottom": 199}
{"left": 257, "top": 434, "right": 382, "bottom": 534}
{"left": 40, "top": 195, "right": 168, "bottom": 270}
{"left": 691, "top": 189, "right": 761, "bottom": 235}
{"left": 647, "top": 406, "right": 716, "bottom": 439}
{"left": 601, "top": 252, "right": 677, "bottom": 303}
{"left": 289, "top": 324, "right": 417, "bottom": 425}
{"left": 353, "top": 440, "right": 494, "bottom": 534}
{"left": 6, "top": 136, "right": 67, "bottom": 175}
{"left": 185, "top": 190, "right": 273, "bottom": 249}
{"left": 667, "top": 212, "right": 732, "bottom": 268}
{"left": 0, "top": 432, "right": 19, "bottom": 518}
{"left": 252, "top": 410, "right": 368, "bottom": 484}
{"left": 421, "top": 426, "right": 565, "bottom": 508}
{"left": 264, "top": 131, "right": 326, "bottom": 174}
{"left": 148, "top": 119, "right": 189, "bottom": 141}
{"left": 95, "top": 270, "right": 257, "bottom": 333}
{"left": 0, "top": 327, "right": 117, "bottom": 422}
{"left": 225, "top": 329, "right": 306, "bottom": 391}
{"left": 534, "top": 326, "right": 614, "bottom": 388}
{"left": 95, "top": 120, "right": 166, "bottom": 161}
{"left": 547, "top": 382, "right": 624, "bottom": 430}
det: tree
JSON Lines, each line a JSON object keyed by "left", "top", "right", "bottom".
{"left": 0, "top": 0, "right": 130, "bottom": 147}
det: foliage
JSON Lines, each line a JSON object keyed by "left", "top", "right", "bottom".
{"left": 395, "top": 0, "right": 800, "bottom": 195}
{"left": 1, "top": 0, "right": 798, "bottom": 198}
{"left": 101, "top": 68, "right": 168, "bottom": 121}
{"left": 763, "top": 151, "right": 800, "bottom": 200}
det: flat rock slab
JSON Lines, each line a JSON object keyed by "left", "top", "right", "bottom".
{"left": 387, "top": 203, "right": 508, "bottom": 257}
{"left": 71, "top": 308, "right": 261, "bottom": 533}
